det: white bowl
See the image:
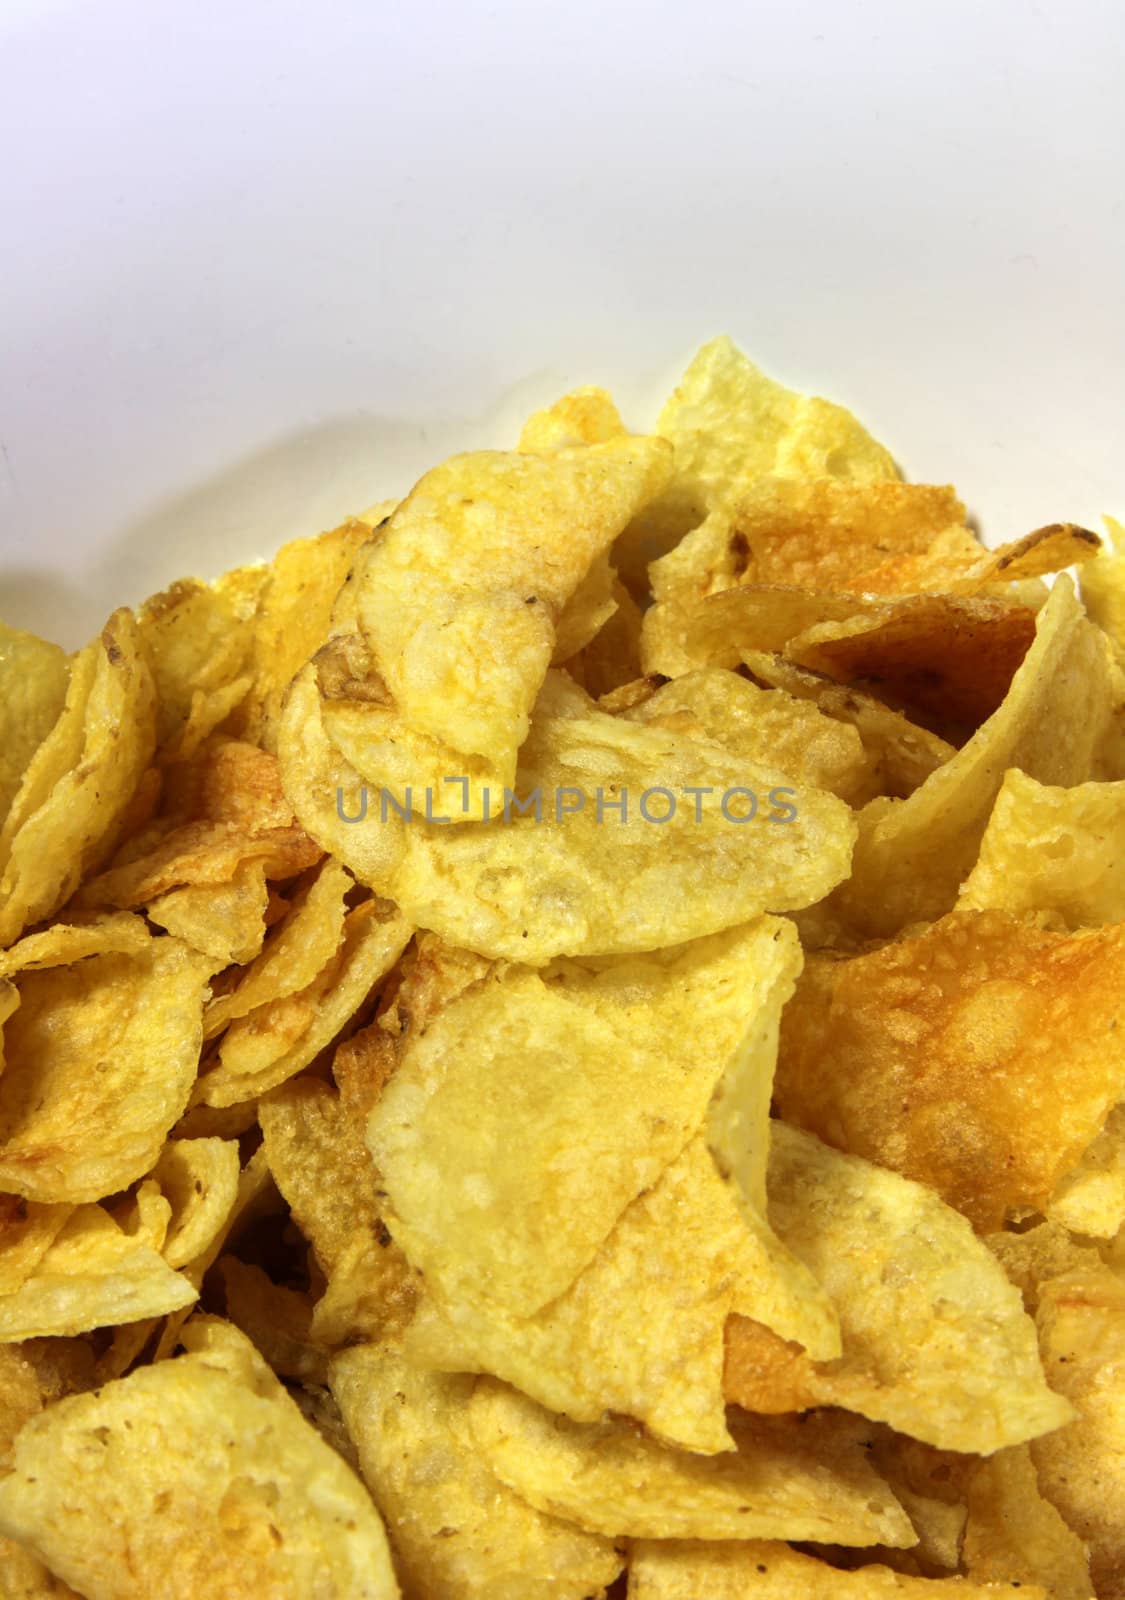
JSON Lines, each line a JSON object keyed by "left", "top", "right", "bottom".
{"left": 2, "top": 0, "right": 1122, "bottom": 646}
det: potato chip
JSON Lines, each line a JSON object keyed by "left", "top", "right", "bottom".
{"left": 620, "top": 668, "right": 871, "bottom": 804}
{"left": 218, "top": 1257, "right": 326, "bottom": 1382}
{"left": 349, "top": 435, "right": 670, "bottom": 810}
{"left": 962, "top": 1444, "right": 1093, "bottom": 1600}
{"left": 137, "top": 576, "right": 256, "bottom": 755}
{"left": 0, "top": 610, "right": 157, "bottom": 947}
{"left": 775, "top": 910, "right": 1125, "bottom": 1228}
{"left": 0, "top": 1200, "right": 74, "bottom": 1298}
{"left": 787, "top": 595, "right": 1036, "bottom": 732}
{"left": 955, "top": 520, "right": 1101, "bottom": 593}
{"left": 984, "top": 1220, "right": 1100, "bottom": 1313}
{"left": 203, "top": 858, "right": 353, "bottom": 1038}
{"left": 147, "top": 858, "right": 270, "bottom": 964}
{"left": 1046, "top": 1102, "right": 1125, "bottom": 1238}
{"left": 380, "top": 673, "right": 856, "bottom": 963}
{"left": 626, "top": 1539, "right": 1033, "bottom": 1599}
{"left": 112, "top": 1177, "right": 171, "bottom": 1252}
{"left": 331, "top": 1341, "right": 623, "bottom": 1600}
{"left": 369, "top": 920, "right": 812, "bottom": 1318}
{"left": 1079, "top": 513, "right": 1125, "bottom": 649}
{"left": 0, "top": 1537, "right": 82, "bottom": 1598}
{"left": 0, "top": 1204, "right": 195, "bottom": 1341}
{"left": 642, "top": 585, "right": 863, "bottom": 677}
{"left": 0, "top": 622, "right": 69, "bottom": 830}
{"left": 519, "top": 386, "right": 628, "bottom": 451}
{"left": 651, "top": 479, "right": 976, "bottom": 605}
{"left": 959, "top": 769, "right": 1125, "bottom": 926}
{"left": 832, "top": 577, "right": 1117, "bottom": 935}
{"left": 0, "top": 913, "right": 151, "bottom": 975}
{"left": 725, "top": 1123, "right": 1072, "bottom": 1451}
{"left": 618, "top": 336, "right": 897, "bottom": 588}
{"left": 0, "top": 935, "right": 214, "bottom": 1202}
{"left": 149, "top": 1138, "right": 241, "bottom": 1270}
{"left": 0, "top": 1317, "right": 400, "bottom": 1598}
{"left": 568, "top": 577, "right": 645, "bottom": 697}
{"left": 1031, "top": 1263, "right": 1125, "bottom": 1599}
{"left": 551, "top": 551, "right": 619, "bottom": 662}
{"left": 468, "top": 1380, "right": 913, "bottom": 1545}
{"left": 197, "top": 898, "right": 411, "bottom": 1107}
{"left": 409, "top": 1136, "right": 837, "bottom": 1455}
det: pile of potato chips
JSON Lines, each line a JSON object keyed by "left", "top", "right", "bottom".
{"left": 1, "top": 337, "right": 1123, "bottom": 1599}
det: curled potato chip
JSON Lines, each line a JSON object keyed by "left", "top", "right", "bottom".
{"left": 0, "top": 1198, "right": 74, "bottom": 1298}
{"left": 551, "top": 551, "right": 619, "bottom": 663}
{"left": 203, "top": 858, "right": 353, "bottom": 1038}
{"left": 0, "top": 913, "right": 151, "bottom": 976}
{"left": 1080, "top": 512, "right": 1125, "bottom": 648}
{"left": 150, "top": 1138, "right": 241, "bottom": 1270}
{"left": 0, "top": 936, "right": 214, "bottom": 1202}
{"left": 0, "top": 610, "right": 157, "bottom": 948}
{"left": 137, "top": 576, "right": 256, "bottom": 755}
{"left": 724, "top": 1124, "right": 1072, "bottom": 1453}
{"left": 350, "top": 434, "right": 670, "bottom": 806}
{"left": 618, "top": 336, "right": 897, "bottom": 588}
{"left": 620, "top": 668, "right": 871, "bottom": 804}
{"left": 627, "top": 1539, "right": 1033, "bottom": 1599}
{"left": 1031, "top": 1263, "right": 1125, "bottom": 1599}
{"left": 147, "top": 859, "right": 269, "bottom": 965}
{"left": 377, "top": 674, "right": 856, "bottom": 962}
{"left": 370, "top": 920, "right": 810, "bottom": 1319}
{"left": 0, "top": 621, "right": 69, "bottom": 831}
{"left": 962, "top": 1444, "right": 1093, "bottom": 1600}
{"left": 776, "top": 909, "right": 1125, "bottom": 1229}
{"left": 468, "top": 1379, "right": 914, "bottom": 1546}
{"left": 409, "top": 1136, "right": 836, "bottom": 1455}
{"left": 0, "top": 1317, "right": 400, "bottom": 1598}
{"left": 959, "top": 769, "right": 1125, "bottom": 926}
{"left": 197, "top": 899, "right": 411, "bottom": 1107}
{"left": 832, "top": 577, "right": 1117, "bottom": 935}
{"left": 954, "top": 520, "right": 1101, "bottom": 593}
{"left": 518, "top": 385, "right": 628, "bottom": 451}
{"left": 331, "top": 1341, "right": 623, "bottom": 1600}
{"left": 0, "top": 1204, "right": 195, "bottom": 1341}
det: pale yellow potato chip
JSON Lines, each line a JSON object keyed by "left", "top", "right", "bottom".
{"left": 0, "top": 1199, "right": 74, "bottom": 1298}
{"left": 518, "top": 386, "right": 628, "bottom": 451}
{"left": 959, "top": 769, "right": 1125, "bottom": 925}
{"left": 1080, "top": 513, "right": 1125, "bottom": 649}
{"left": 351, "top": 435, "right": 671, "bottom": 808}
{"left": 382, "top": 673, "right": 856, "bottom": 962}
{"left": 618, "top": 336, "right": 897, "bottom": 588}
{"left": 775, "top": 910, "right": 1125, "bottom": 1229}
{"left": 725, "top": 1124, "right": 1073, "bottom": 1452}
{"left": 137, "top": 576, "right": 256, "bottom": 754}
{"left": 620, "top": 668, "right": 871, "bottom": 804}
{"left": 0, "top": 1204, "right": 195, "bottom": 1341}
{"left": 832, "top": 577, "right": 1118, "bottom": 935}
{"left": 0, "top": 622, "right": 69, "bottom": 831}
{"left": 963, "top": 1444, "right": 1093, "bottom": 1600}
{"left": 642, "top": 584, "right": 864, "bottom": 676}
{"left": 147, "top": 858, "right": 270, "bottom": 964}
{"left": 0, "top": 913, "right": 151, "bottom": 976}
{"left": 1047, "top": 1102, "right": 1125, "bottom": 1238}
{"left": 234, "top": 520, "right": 374, "bottom": 749}
{"left": 1031, "top": 1263, "right": 1125, "bottom": 1599}
{"left": 551, "top": 551, "right": 619, "bottom": 662}
{"left": 331, "top": 1341, "right": 623, "bottom": 1600}
{"left": 953, "top": 520, "right": 1101, "bottom": 594}
{"left": 0, "top": 936, "right": 214, "bottom": 1202}
{"left": 0, "top": 610, "right": 157, "bottom": 947}
{"left": 409, "top": 1136, "right": 837, "bottom": 1455}
{"left": 651, "top": 478, "right": 974, "bottom": 605}
{"left": 0, "top": 1317, "right": 400, "bottom": 1598}
{"left": 370, "top": 920, "right": 810, "bottom": 1318}
{"left": 150, "top": 1138, "right": 241, "bottom": 1270}
{"left": 468, "top": 1380, "right": 914, "bottom": 1546}
{"left": 627, "top": 1539, "right": 1035, "bottom": 1599}
{"left": 203, "top": 858, "right": 353, "bottom": 1038}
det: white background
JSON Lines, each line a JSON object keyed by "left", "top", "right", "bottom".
{"left": 1, "top": 0, "right": 1122, "bottom": 645}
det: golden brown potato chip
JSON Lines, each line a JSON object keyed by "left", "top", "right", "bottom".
{"left": 331, "top": 1341, "right": 623, "bottom": 1600}
{"left": 409, "top": 1136, "right": 836, "bottom": 1455}
{"left": 962, "top": 1444, "right": 1093, "bottom": 1600}
{"left": 350, "top": 434, "right": 670, "bottom": 811}
{"left": 0, "top": 935, "right": 214, "bottom": 1202}
{"left": 0, "top": 913, "right": 151, "bottom": 976}
{"left": 775, "top": 909, "right": 1125, "bottom": 1229}
{"left": 197, "top": 898, "right": 411, "bottom": 1107}
{"left": 217, "top": 1257, "right": 325, "bottom": 1383}
{"left": 724, "top": 1124, "right": 1072, "bottom": 1452}
{"left": 1031, "top": 1263, "right": 1125, "bottom": 1599}
{"left": 651, "top": 478, "right": 975, "bottom": 605}
{"left": 786, "top": 594, "right": 1036, "bottom": 732}
{"left": 203, "top": 858, "right": 353, "bottom": 1038}
{"left": 0, "top": 610, "right": 157, "bottom": 948}
{"left": 0, "top": 1204, "right": 195, "bottom": 1341}
{"left": 0, "top": 1317, "right": 400, "bottom": 1598}
{"left": 642, "top": 585, "right": 863, "bottom": 676}
{"left": 0, "top": 622, "right": 69, "bottom": 831}
{"left": 0, "top": 1536, "right": 84, "bottom": 1598}
{"left": 620, "top": 668, "right": 871, "bottom": 804}
{"left": 954, "top": 520, "right": 1101, "bottom": 593}
{"left": 147, "top": 859, "right": 269, "bottom": 964}
{"left": 831, "top": 577, "right": 1118, "bottom": 935}
{"left": 0, "top": 1200, "right": 74, "bottom": 1299}
{"left": 369, "top": 920, "right": 813, "bottom": 1319}
{"left": 468, "top": 1380, "right": 913, "bottom": 1546}
{"left": 627, "top": 1539, "right": 1035, "bottom": 1599}
{"left": 959, "top": 769, "right": 1125, "bottom": 926}
{"left": 376, "top": 673, "right": 856, "bottom": 963}
{"left": 618, "top": 336, "right": 897, "bottom": 589}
